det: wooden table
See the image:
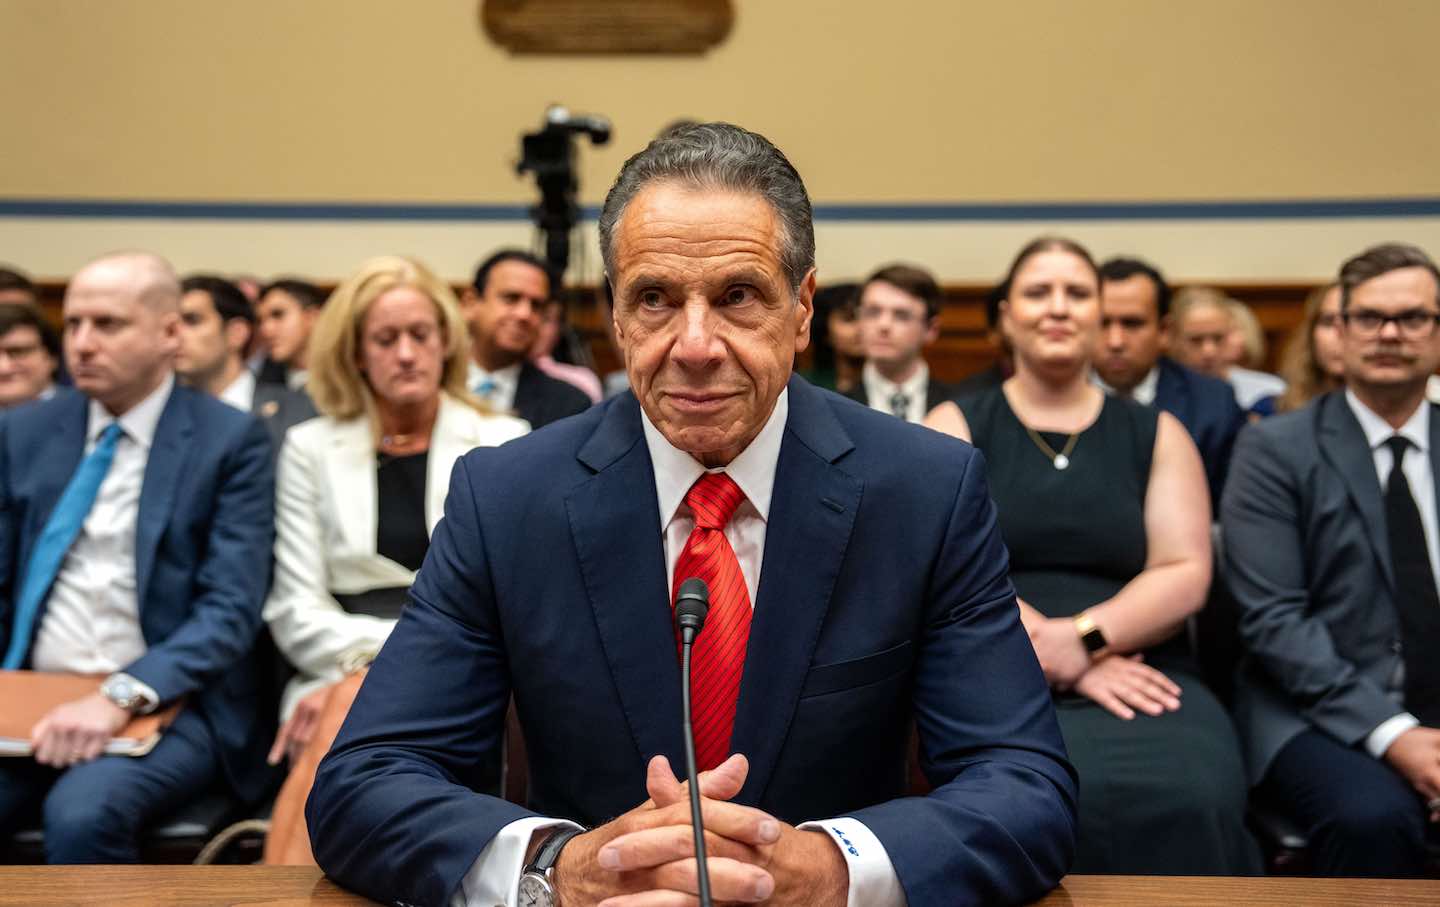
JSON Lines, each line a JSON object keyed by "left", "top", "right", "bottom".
{"left": 0, "top": 865, "right": 1436, "bottom": 905}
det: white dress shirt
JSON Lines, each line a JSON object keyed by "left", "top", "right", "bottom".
{"left": 453, "top": 389, "right": 905, "bottom": 907}
{"left": 861, "top": 360, "right": 929, "bottom": 423}
{"left": 31, "top": 376, "right": 174, "bottom": 700}
{"left": 468, "top": 360, "right": 523, "bottom": 414}
{"left": 1092, "top": 365, "right": 1159, "bottom": 406}
{"left": 1346, "top": 390, "right": 1439, "bottom": 757}
{"left": 1228, "top": 366, "right": 1286, "bottom": 410}
{"left": 218, "top": 368, "right": 257, "bottom": 413}
{"left": 286, "top": 367, "right": 309, "bottom": 392}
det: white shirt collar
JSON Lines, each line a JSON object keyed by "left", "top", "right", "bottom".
{"left": 468, "top": 360, "right": 522, "bottom": 387}
{"left": 1346, "top": 388, "right": 1430, "bottom": 455}
{"left": 861, "top": 360, "right": 928, "bottom": 403}
{"left": 1092, "top": 365, "right": 1159, "bottom": 406}
{"left": 218, "top": 368, "right": 256, "bottom": 412}
{"left": 286, "top": 368, "right": 308, "bottom": 391}
{"left": 87, "top": 372, "right": 175, "bottom": 450}
{"left": 641, "top": 387, "right": 788, "bottom": 529}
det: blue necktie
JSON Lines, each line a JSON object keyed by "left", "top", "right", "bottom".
{"left": 474, "top": 377, "right": 497, "bottom": 400}
{"left": 3, "top": 422, "right": 124, "bottom": 669}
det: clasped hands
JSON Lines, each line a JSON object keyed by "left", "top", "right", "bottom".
{"left": 553, "top": 753, "right": 848, "bottom": 906}
{"left": 1025, "top": 615, "right": 1182, "bottom": 721}
{"left": 30, "top": 692, "right": 131, "bottom": 768}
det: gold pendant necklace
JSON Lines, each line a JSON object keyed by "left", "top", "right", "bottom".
{"left": 1024, "top": 425, "right": 1080, "bottom": 470}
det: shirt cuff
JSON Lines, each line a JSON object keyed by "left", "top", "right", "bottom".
{"left": 1365, "top": 712, "right": 1420, "bottom": 758}
{"left": 798, "top": 817, "right": 907, "bottom": 907}
{"left": 449, "top": 816, "right": 582, "bottom": 907}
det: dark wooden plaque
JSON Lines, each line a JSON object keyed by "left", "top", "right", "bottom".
{"left": 481, "top": 0, "right": 733, "bottom": 55}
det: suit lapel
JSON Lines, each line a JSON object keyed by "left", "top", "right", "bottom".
{"left": 1318, "top": 392, "right": 1394, "bottom": 592}
{"left": 136, "top": 388, "right": 194, "bottom": 602}
{"left": 326, "top": 417, "right": 377, "bottom": 555}
{"left": 426, "top": 396, "right": 471, "bottom": 533}
{"left": 565, "top": 395, "right": 684, "bottom": 769}
{"left": 1429, "top": 403, "right": 1440, "bottom": 547}
{"left": 1155, "top": 358, "right": 1192, "bottom": 423}
{"left": 731, "top": 377, "right": 861, "bottom": 805}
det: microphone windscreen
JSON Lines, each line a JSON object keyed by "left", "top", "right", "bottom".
{"left": 676, "top": 577, "right": 710, "bottom": 630}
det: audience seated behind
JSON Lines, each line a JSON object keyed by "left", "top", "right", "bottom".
{"left": 949, "top": 281, "right": 1013, "bottom": 397}
{"left": 926, "top": 236, "right": 1261, "bottom": 876}
{"left": 0, "top": 251, "right": 276, "bottom": 863}
{"left": 1273, "top": 282, "right": 1345, "bottom": 413}
{"left": 0, "top": 301, "right": 61, "bottom": 409}
{"left": 461, "top": 249, "right": 592, "bottom": 428}
{"left": 1171, "top": 287, "right": 1287, "bottom": 416}
{"left": 263, "top": 254, "right": 527, "bottom": 768}
{"left": 843, "top": 263, "right": 953, "bottom": 422}
{"left": 529, "top": 298, "right": 603, "bottom": 403}
{"left": 1222, "top": 242, "right": 1440, "bottom": 878}
{"left": 254, "top": 278, "right": 324, "bottom": 392}
{"left": 175, "top": 275, "right": 317, "bottom": 452}
{"left": 801, "top": 282, "right": 863, "bottom": 394}
{"left": 1094, "top": 256, "right": 1246, "bottom": 504}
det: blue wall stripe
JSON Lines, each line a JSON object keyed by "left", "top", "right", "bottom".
{"left": 1, "top": 197, "right": 1439, "bottom": 222}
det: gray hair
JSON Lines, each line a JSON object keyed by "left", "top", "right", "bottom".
{"left": 598, "top": 122, "right": 815, "bottom": 293}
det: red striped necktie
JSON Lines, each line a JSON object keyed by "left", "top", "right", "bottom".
{"left": 672, "top": 471, "right": 752, "bottom": 771}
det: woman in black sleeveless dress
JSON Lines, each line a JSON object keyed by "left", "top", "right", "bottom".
{"left": 927, "top": 237, "right": 1259, "bottom": 875}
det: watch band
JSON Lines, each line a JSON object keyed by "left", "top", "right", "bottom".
{"left": 1073, "top": 612, "right": 1109, "bottom": 655}
{"left": 525, "top": 826, "right": 584, "bottom": 878}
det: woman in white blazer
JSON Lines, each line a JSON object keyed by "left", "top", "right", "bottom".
{"left": 264, "top": 255, "right": 528, "bottom": 764}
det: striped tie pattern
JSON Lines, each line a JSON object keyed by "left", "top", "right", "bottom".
{"left": 672, "top": 471, "right": 751, "bottom": 771}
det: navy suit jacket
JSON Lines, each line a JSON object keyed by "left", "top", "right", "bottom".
{"left": 514, "top": 360, "right": 592, "bottom": 429}
{"left": 1153, "top": 357, "right": 1246, "bottom": 504}
{"left": 0, "top": 385, "right": 277, "bottom": 799}
{"left": 308, "top": 375, "right": 1077, "bottom": 907}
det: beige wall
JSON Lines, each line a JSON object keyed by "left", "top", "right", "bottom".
{"left": 3, "top": 0, "right": 1439, "bottom": 279}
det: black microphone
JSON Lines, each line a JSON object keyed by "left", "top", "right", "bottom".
{"left": 674, "top": 577, "right": 713, "bottom": 907}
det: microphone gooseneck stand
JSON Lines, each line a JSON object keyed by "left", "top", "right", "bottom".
{"left": 675, "top": 577, "right": 714, "bottom": 907}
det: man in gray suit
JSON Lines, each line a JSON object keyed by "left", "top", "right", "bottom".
{"left": 1222, "top": 242, "right": 1440, "bottom": 876}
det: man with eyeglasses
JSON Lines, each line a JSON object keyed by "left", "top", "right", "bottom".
{"left": 0, "top": 303, "right": 61, "bottom": 409}
{"left": 844, "top": 263, "right": 952, "bottom": 423}
{"left": 1222, "top": 242, "right": 1440, "bottom": 876}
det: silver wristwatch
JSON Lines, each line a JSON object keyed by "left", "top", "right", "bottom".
{"left": 100, "top": 673, "right": 149, "bottom": 713}
{"left": 517, "top": 827, "right": 583, "bottom": 907}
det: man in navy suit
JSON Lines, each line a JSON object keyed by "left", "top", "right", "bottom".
{"left": 1095, "top": 257, "right": 1246, "bottom": 503}
{"left": 0, "top": 252, "right": 275, "bottom": 862}
{"left": 309, "top": 124, "right": 1076, "bottom": 907}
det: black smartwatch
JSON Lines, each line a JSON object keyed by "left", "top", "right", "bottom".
{"left": 517, "top": 826, "right": 583, "bottom": 907}
{"left": 1074, "top": 611, "right": 1109, "bottom": 656}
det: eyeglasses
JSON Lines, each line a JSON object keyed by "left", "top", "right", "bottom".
{"left": 1341, "top": 309, "right": 1440, "bottom": 339}
{"left": 858, "top": 305, "right": 924, "bottom": 326}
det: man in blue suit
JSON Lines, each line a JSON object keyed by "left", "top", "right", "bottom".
{"left": 309, "top": 123, "right": 1076, "bottom": 907}
{"left": 1095, "top": 257, "right": 1246, "bottom": 504}
{"left": 0, "top": 252, "right": 275, "bottom": 862}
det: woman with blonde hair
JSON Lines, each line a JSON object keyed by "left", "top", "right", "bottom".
{"left": 1274, "top": 283, "right": 1345, "bottom": 412}
{"left": 264, "top": 255, "right": 528, "bottom": 766}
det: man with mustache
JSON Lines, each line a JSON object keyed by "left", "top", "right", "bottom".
{"left": 309, "top": 122, "right": 1076, "bottom": 907}
{"left": 1222, "top": 242, "right": 1440, "bottom": 875}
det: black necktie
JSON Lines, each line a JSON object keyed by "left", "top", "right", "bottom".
{"left": 1383, "top": 435, "right": 1440, "bottom": 725}
{"left": 889, "top": 391, "right": 910, "bottom": 421}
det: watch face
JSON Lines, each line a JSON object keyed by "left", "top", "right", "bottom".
{"left": 517, "top": 873, "right": 552, "bottom": 907}
{"left": 104, "top": 678, "right": 136, "bottom": 705}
